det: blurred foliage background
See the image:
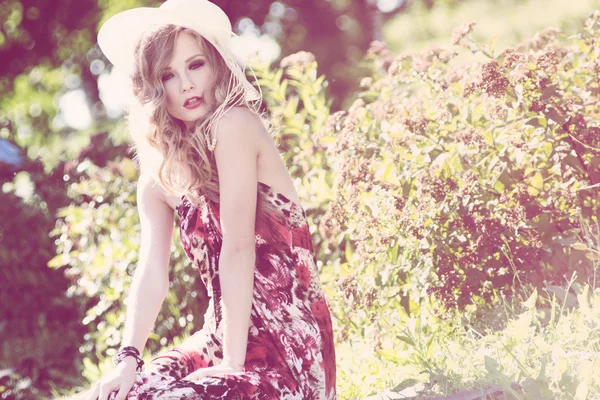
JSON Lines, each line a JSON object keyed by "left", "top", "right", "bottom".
{"left": 1, "top": 0, "right": 600, "bottom": 399}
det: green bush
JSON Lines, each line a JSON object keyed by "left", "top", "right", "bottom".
{"left": 319, "top": 13, "right": 600, "bottom": 311}
{"left": 49, "top": 158, "right": 208, "bottom": 379}
{"left": 0, "top": 162, "right": 89, "bottom": 400}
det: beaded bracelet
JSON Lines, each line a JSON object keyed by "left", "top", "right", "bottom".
{"left": 113, "top": 345, "right": 145, "bottom": 372}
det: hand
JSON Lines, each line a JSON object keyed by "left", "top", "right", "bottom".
{"left": 181, "top": 362, "right": 242, "bottom": 382}
{"left": 86, "top": 358, "right": 138, "bottom": 400}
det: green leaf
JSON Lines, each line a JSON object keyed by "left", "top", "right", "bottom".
{"left": 545, "top": 286, "right": 578, "bottom": 308}
{"left": 47, "top": 253, "right": 69, "bottom": 268}
{"left": 494, "top": 179, "right": 505, "bottom": 192}
{"left": 431, "top": 152, "right": 451, "bottom": 172}
{"left": 542, "top": 142, "right": 553, "bottom": 157}
{"left": 523, "top": 288, "right": 538, "bottom": 309}
{"left": 383, "top": 164, "right": 399, "bottom": 185}
{"left": 396, "top": 334, "right": 416, "bottom": 347}
{"left": 484, "top": 355, "right": 500, "bottom": 374}
{"left": 118, "top": 158, "right": 138, "bottom": 181}
{"left": 585, "top": 252, "right": 600, "bottom": 261}
{"left": 571, "top": 243, "right": 590, "bottom": 251}
{"left": 530, "top": 172, "right": 543, "bottom": 189}
{"left": 522, "top": 378, "right": 556, "bottom": 398}
{"left": 344, "top": 241, "right": 355, "bottom": 262}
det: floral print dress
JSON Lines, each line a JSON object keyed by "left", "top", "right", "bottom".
{"left": 115, "top": 181, "right": 337, "bottom": 400}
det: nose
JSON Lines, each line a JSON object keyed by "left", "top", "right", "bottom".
{"left": 180, "top": 73, "right": 195, "bottom": 92}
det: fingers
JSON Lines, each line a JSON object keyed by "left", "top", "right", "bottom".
{"left": 98, "top": 385, "right": 109, "bottom": 400}
{"left": 182, "top": 370, "right": 205, "bottom": 382}
{"left": 85, "top": 367, "right": 136, "bottom": 400}
{"left": 181, "top": 372, "right": 197, "bottom": 382}
{"left": 98, "top": 381, "right": 118, "bottom": 400}
{"left": 85, "top": 385, "right": 99, "bottom": 400}
{"left": 114, "top": 379, "right": 135, "bottom": 400}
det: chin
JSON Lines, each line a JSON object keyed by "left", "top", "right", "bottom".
{"left": 182, "top": 108, "right": 206, "bottom": 122}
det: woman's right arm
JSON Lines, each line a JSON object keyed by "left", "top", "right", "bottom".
{"left": 87, "top": 172, "right": 174, "bottom": 400}
{"left": 120, "top": 172, "right": 174, "bottom": 352}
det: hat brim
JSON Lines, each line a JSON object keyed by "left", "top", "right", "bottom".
{"left": 97, "top": 7, "right": 260, "bottom": 101}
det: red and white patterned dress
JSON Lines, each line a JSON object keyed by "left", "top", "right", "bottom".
{"left": 116, "top": 181, "right": 337, "bottom": 399}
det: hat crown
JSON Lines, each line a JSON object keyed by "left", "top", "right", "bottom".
{"left": 160, "top": 0, "right": 232, "bottom": 34}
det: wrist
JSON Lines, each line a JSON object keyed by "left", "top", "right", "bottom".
{"left": 221, "top": 359, "right": 244, "bottom": 370}
{"left": 113, "top": 345, "right": 145, "bottom": 372}
{"left": 118, "top": 357, "right": 138, "bottom": 370}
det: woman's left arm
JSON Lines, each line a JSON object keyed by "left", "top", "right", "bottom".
{"left": 183, "top": 108, "right": 262, "bottom": 381}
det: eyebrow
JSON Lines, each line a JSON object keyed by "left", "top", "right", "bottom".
{"left": 163, "top": 54, "right": 205, "bottom": 70}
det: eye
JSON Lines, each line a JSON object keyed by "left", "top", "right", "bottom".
{"left": 190, "top": 61, "right": 205, "bottom": 70}
{"left": 161, "top": 72, "right": 173, "bottom": 82}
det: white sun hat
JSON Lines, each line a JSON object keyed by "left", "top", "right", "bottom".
{"left": 97, "top": 0, "right": 261, "bottom": 102}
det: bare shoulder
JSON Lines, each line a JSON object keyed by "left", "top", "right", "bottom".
{"left": 136, "top": 172, "right": 172, "bottom": 213}
{"left": 212, "top": 106, "right": 269, "bottom": 147}
{"left": 137, "top": 172, "right": 161, "bottom": 200}
{"left": 219, "top": 106, "right": 264, "bottom": 129}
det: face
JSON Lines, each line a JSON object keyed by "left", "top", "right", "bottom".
{"left": 162, "top": 31, "right": 216, "bottom": 129}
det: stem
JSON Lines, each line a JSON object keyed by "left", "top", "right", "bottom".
{"left": 468, "top": 38, "right": 495, "bottom": 59}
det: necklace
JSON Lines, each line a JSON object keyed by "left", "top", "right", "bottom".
{"left": 205, "top": 129, "right": 217, "bottom": 152}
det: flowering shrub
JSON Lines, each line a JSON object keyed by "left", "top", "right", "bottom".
{"left": 317, "top": 14, "right": 600, "bottom": 314}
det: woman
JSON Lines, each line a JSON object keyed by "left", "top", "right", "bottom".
{"left": 88, "top": 0, "right": 337, "bottom": 399}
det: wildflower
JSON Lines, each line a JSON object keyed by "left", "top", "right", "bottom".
{"left": 512, "top": 63, "right": 532, "bottom": 83}
{"left": 535, "top": 46, "right": 566, "bottom": 75}
{"left": 367, "top": 40, "right": 388, "bottom": 57}
{"left": 337, "top": 275, "right": 358, "bottom": 300}
{"left": 562, "top": 113, "right": 587, "bottom": 134}
{"left": 280, "top": 51, "right": 316, "bottom": 69}
{"left": 394, "top": 195, "right": 406, "bottom": 211}
{"left": 515, "top": 38, "right": 535, "bottom": 52}
{"left": 368, "top": 40, "right": 392, "bottom": 70}
{"left": 428, "top": 46, "right": 456, "bottom": 63}
{"left": 451, "top": 22, "right": 476, "bottom": 46}
{"left": 403, "top": 115, "right": 428, "bottom": 134}
{"left": 417, "top": 170, "right": 448, "bottom": 202}
{"left": 348, "top": 98, "right": 365, "bottom": 114}
{"left": 323, "top": 110, "right": 347, "bottom": 133}
{"left": 538, "top": 27, "right": 561, "bottom": 41}
{"left": 481, "top": 60, "right": 510, "bottom": 97}
{"left": 488, "top": 103, "right": 509, "bottom": 121}
{"left": 455, "top": 127, "right": 484, "bottom": 147}
{"left": 387, "top": 61, "right": 402, "bottom": 77}
{"left": 531, "top": 27, "right": 562, "bottom": 50}
{"left": 444, "top": 69, "right": 461, "bottom": 85}
{"left": 412, "top": 54, "right": 432, "bottom": 73}
{"left": 529, "top": 100, "right": 545, "bottom": 113}
{"left": 463, "top": 81, "right": 480, "bottom": 97}
{"left": 502, "top": 50, "right": 526, "bottom": 70}
{"left": 504, "top": 205, "right": 526, "bottom": 228}
{"left": 363, "top": 288, "right": 378, "bottom": 308}
{"left": 584, "top": 11, "right": 600, "bottom": 30}
{"left": 586, "top": 126, "right": 600, "bottom": 147}
{"left": 438, "top": 110, "right": 452, "bottom": 125}
{"left": 359, "top": 77, "right": 373, "bottom": 88}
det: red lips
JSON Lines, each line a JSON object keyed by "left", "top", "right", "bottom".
{"left": 183, "top": 96, "right": 202, "bottom": 109}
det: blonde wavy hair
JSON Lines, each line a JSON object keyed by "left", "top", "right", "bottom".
{"left": 125, "top": 24, "right": 272, "bottom": 210}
